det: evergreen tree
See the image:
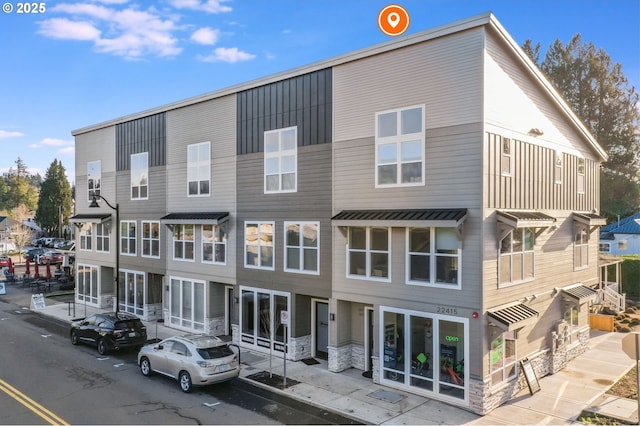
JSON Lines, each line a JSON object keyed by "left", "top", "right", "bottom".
{"left": 35, "top": 159, "right": 73, "bottom": 237}
{"left": 5, "top": 157, "right": 38, "bottom": 211}
{"left": 523, "top": 35, "right": 640, "bottom": 221}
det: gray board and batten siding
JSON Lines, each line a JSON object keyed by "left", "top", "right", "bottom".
{"left": 116, "top": 112, "right": 166, "bottom": 170}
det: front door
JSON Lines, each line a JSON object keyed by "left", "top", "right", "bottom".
{"left": 315, "top": 301, "right": 329, "bottom": 359}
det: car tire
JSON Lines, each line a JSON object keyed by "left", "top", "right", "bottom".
{"left": 140, "top": 357, "right": 152, "bottom": 376}
{"left": 70, "top": 331, "right": 79, "bottom": 345}
{"left": 97, "top": 339, "right": 108, "bottom": 355}
{"left": 179, "top": 371, "right": 192, "bottom": 393}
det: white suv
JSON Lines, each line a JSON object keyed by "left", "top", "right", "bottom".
{"left": 138, "top": 334, "right": 239, "bottom": 392}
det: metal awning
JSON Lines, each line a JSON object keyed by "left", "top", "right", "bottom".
{"left": 487, "top": 303, "right": 539, "bottom": 331}
{"left": 562, "top": 284, "right": 597, "bottom": 304}
{"left": 573, "top": 212, "right": 607, "bottom": 227}
{"left": 496, "top": 210, "right": 556, "bottom": 229}
{"left": 331, "top": 208, "right": 467, "bottom": 228}
{"left": 160, "top": 212, "right": 229, "bottom": 225}
{"left": 69, "top": 213, "right": 112, "bottom": 224}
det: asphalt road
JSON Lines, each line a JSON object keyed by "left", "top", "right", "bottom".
{"left": 0, "top": 298, "right": 360, "bottom": 425}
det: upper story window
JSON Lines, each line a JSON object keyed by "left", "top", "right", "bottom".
{"left": 347, "top": 226, "right": 390, "bottom": 280}
{"left": 407, "top": 227, "right": 460, "bottom": 288}
{"left": 120, "top": 221, "right": 137, "bottom": 256}
{"left": 79, "top": 223, "right": 92, "bottom": 251}
{"left": 375, "top": 105, "right": 424, "bottom": 187}
{"left": 173, "top": 224, "right": 194, "bottom": 261}
{"left": 131, "top": 152, "right": 149, "bottom": 200}
{"left": 284, "top": 221, "right": 319, "bottom": 274}
{"left": 264, "top": 127, "right": 297, "bottom": 193}
{"left": 245, "top": 222, "right": 274, "bottom": 270}
{"left": 501, "top": 138, "right": 512, "bottom": 176}
{"left": 554, "top": 151, "right": 563, "bottom": 184}
{"left": 202, "top": 224, "right": 226, "bottom": 264}
{"left": 142, "top": 221, "right": 160, "bottom": 258}
{"left": 577, "top": 158, "right": 585, "bottom": 194}
{"left": 95, "top": 223, "right": 110, "bottom": 253}
{"left": 574, "top": 227, "right": 589, "bottom": 269}
{"left": 499, "top": 228, "right": 534, "bottom": 285}
{"left": 187, "top": 142, "right": 210, "bottom": 197}
{"left": 87, "top": 160, "right": 101, "bottom": 201}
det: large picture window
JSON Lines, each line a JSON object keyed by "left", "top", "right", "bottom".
{"left": 142, "top": 221, "right": 160, "bottom": 258}
{"left": 407, "top": 227, "right": 460, "bottom": 287}
{"left": 499, "top": 228, "right": 534, "bottom": 285}
{"left": 284, "top": 221, "right": 319, "bottom": 274}
{"left": 375, "top": 105, "right": 424, "bottom": 187}
{"left": 347, "top": 226, "right": 389, "bottom": 280}
{"left": 87, "top": 160, "right": 101, "bottom": 201}
{"left": 131, "top": 152, "right": 149, "bottom": 200}
{"left": 173, "top": 224, "right": 194, "bottom": 261}
{"left": 264, "top": 127, "right": 297, "bottom": 193}
{"left": 120, "top": 220, "right": 137, "bottom": 256}
{"left": 245, "top": 222, "right": 274, "bottom": 270}
{"left": 187, "top": 142, "right": 210, "bottom": 196}
{"left": 170, "top": 277, "right": 205, "bottom": 331}
{"left": 202, "top": 224, "right": 226, "bottom": 264}
{"left": 119, "top": 270, "right": 145, "bottom": 316}
{"left": 76, "top": 263, "right": 99, "bottom": 305}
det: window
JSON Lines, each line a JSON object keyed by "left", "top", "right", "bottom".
{"left": 490, "top": 330, "right": 517, "bottom": 385}
{"left": 501, "top": 138, "right": 512, "bottom": 176}
{"left": 173, "top": 224, "right": 194, "bottom": 261}
{"left": 131, "top": 152, "right": 148, "bottom": 200}
{"left": 79, "top": 223, "right": 92, "bottom": 251}
{"left": 170, "top": 277, "right": 205, "bottom": 331}
{"left": 87, "top": 160, "right": 101, "bottom": 201}
{"left": 618, "top": 240, "right": 628, "bottom": 251}
{"left": 264, "top": 127, "right": 297, "bottom": 193}
{"left": 564, "top": 304, "right": 580, "bottom": 344}
{"left": 499, "top": 228, "right": 535, "bottom": 285}
{"left": 599, "top": 243, "right": 611, "bottom": 253}
{"left": 202, "top": 224, "right": 226, "bottom": 264}
{"left": 240, "top": 287, "right": 289, "bottom": 353}
{"left": 245, "top": 222, "right": 274, "bottom": 270}
{"left": 284, "top": 222, "right": 319, "bottom": 274}
{"left": 407, "top": 227, "right": 460, "bottom": 287}
{"left": 574, "top": 226, "right": 589, "bottom": 269}
{"left": 76, "top": 264, "right": 99, "bottom": 305}
{"left": 348, "top": 226, "right": 390, "bottom": 280}
{"left": 119, "top": 269, "right": 144, "bottom": 316}
{"left": 187, "top": 142, "right": 210, "bottom": 196}
{"left": 577, "top": 158, "right": 585, "bottom": 194}
{"left": 376, "top": 105, "right": 424, "bottom": 186}
{"left": 120, "top": 221, "right": 137, "bottom": 256}
{"left": 554, "top": 151, "right": 563, "bottom": 184}
{"left": 95, "top": 223, "right": 110, "bottom": 253}
{"left": 142, "top": 221, "right": 160, "bottom": 258}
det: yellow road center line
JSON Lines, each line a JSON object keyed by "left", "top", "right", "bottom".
{"left": 0, "top": 379, "right": 69, "bottom": 425}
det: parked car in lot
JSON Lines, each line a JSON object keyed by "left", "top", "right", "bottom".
{"left": 24, "top": 248, "right": 46, "bottom": 262}
{"left": 0, "top": 255, "right": 10, "bottom": 268}
{"left": 70, "top": 312, "right": 147, "bottom": 355}
{"left": 138, "top": 334, "right": 239, "bottom": 393}
{"left": 39, "top": 250, "right": 64, "bottom": 265}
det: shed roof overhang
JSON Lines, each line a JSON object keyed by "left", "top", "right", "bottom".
{"left": 573, "top": 212, "right": 607, "bottom": 235}
{"left": 160, "top": 212, "right": 229, "bottom": 225}
{"left": 69, "top": 213, "right": 112, "bottom": 224}
{"left": 487, "top": 303, "right": 539, "bottom": 332}
{"left": 561, "top": 284, "right": 597, "bottom": 305}
{"left": 496, "top": 210, "right": 556, "bottom": 244}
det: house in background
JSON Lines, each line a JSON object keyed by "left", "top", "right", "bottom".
{"left": 600, "top": 211, "right": 640, "bottom": 255}
{"left": 70, "top": 12, "right": 618, "bottom": 415}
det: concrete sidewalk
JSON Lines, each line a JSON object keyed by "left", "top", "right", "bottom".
{"left": 1, "top": 283, "right": 637, "bottom": 425}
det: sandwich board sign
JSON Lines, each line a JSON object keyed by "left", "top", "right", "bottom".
{"left": 31, "top": 293, "right": 46, "bottom": 310}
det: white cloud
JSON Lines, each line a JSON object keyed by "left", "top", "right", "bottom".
{"left": 37, "top": 18, "right": 101, "bottom": 41}
{"left": 0, "top": 130, "right": 25, "bottom": 139}
{"left": 190, "top": 27, "right": 219, "bottom": 45}
{"left": 197, "top": 47, "right": 255, "bottom": 63}
{"left": 168, "top": 0, "right": 232, "bottom": 13}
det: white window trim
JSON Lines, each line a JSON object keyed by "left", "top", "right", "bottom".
{"left": 169, "top": 276, "right": 206, "bottom": 332}
{"left": 95, "top": 222, "right": 111, "bottom": 253}
{"left": 120, "top": 220, "right": 137, "bottom": 257}
{"left": 187, "top": 141, "right": 211, "bottom": 198}
{"left": 498, "top": 228, "right": 535, "bottom": 287}
{"left": 173, "top": 224, "right": 195, "bottom": 262}
{"left": 79, "top": 224, "right": 93, "bottom": 252}
{"left": 131, "top": 152, "right": 149, "bottom": 201}
{"left": 201, "top": 224, "right": 226, "bottom": 265}
{"left": 244, "top": 221, "right": 275, "bottom": 271}
{"left": 87, "top": 160, "right": 101, "bottom": 202}
{"left": 599, "top": 243, "right": 611, "bottom": 253}
{"left": 573, "top": 227, "right": 589, "bottom": 270}
{"left": 346, "top": 226, "right": 391, "bottom": 282}
{"left": 554, "top": 151, "right": 563, "bottom": 185}
{"left": 501, "top": 138, "right": 512, "bottom": 177}
{"left": 264, "top": 126, "right": 297, "bottom": 194}
{"left": 375, "top": 104, "right": 425, "bottom": 188}
{"left": 405, "top": 227, "right": 462, "bottom": 290}
{"left": 284, "top": 221, "right": 320, "bottom": 275}
{"left": 141, "top": 220, "right": 160, "bottom": 259}
{"left": 577, "top": 158, "right": 585, "bottom": 194}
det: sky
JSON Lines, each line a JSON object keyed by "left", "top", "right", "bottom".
{"left": 1, "top": 0, "right": 638, "bottom": 184}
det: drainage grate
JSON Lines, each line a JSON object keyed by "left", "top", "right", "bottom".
{"left": 368, "top": 389, "right": 405, "bottom": 404}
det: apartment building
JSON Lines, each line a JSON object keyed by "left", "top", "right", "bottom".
{"left": 71, "top": 13, "right": 609, "bottom": 415}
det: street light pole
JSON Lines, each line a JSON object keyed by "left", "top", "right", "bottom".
{"left": 89, "top": 194, "right": 120, "bottom": 314}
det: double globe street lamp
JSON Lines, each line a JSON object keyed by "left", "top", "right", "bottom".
{"left": 89, "top": 194, "right": 120, "bottom": 314}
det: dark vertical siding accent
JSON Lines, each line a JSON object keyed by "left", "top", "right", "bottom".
{"left": 236, "top": 68, "right": 333, "bottom": 154}
{"left": 116, "top": 112, "right": 166, "bottom": 170}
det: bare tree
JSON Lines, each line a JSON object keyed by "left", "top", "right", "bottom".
{"left": 9, "top": 204, "right": 35, "bottom": 256}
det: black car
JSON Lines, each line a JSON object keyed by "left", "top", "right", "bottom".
{"left": 70, "top": 312, "right": 148, "bottom": 355}
{"left": 24, "top": 248, "right": 46, "bottom": 262}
